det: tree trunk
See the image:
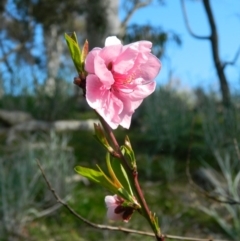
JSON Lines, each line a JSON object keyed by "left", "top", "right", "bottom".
{"left": 203, "top": 0, "right": 231, "bottom": 106}
{"left": 43, "top": 25, "right": 64, "bottom": 96}
{"left": 85, "top": 0, "right": 120, "bottom": 49}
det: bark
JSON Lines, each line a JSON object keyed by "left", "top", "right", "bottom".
{"left": 85, "top": 0, "right": 120, "bottom": 49}
{"left": 202, "top": 0, "right": 231, "bottom": 106}
{"left": 181, "top": 0, "right": 231, "bottom": 106}
{"left": 43, "top": 25, "right": 64, "bottom": 95}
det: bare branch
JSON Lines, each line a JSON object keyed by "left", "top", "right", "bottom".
{"left": 120, "top": 0, "right": 152, "bottom": 34}
{"left": 202, "top": 0, "right": 231, "bottom": 106}
{"left": 223, "top": 45, "right": 240, "bottom": 69}
{"left": 180, "top": 0, "right": 210, "bottom": 40}
{"left": 37, "top": 159, "right": 232, "bottom": 241}
{"left": 36, "top": 159, "right": 154, "bottom": 237}
{"left": 164, "top": 234, "right": 230, "bottom": 241}
{"left": 181, "top": 0, "right": 231, "bottom": 106}
{"left": 0, "top": 44, "right": 23, "bottom": 63}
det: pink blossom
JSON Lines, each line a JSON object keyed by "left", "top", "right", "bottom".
{"left": 105, "top": 195, "right": 134, "bottom": 222}
{"left": 85, "top": 36, "right": 161, "bottom": 129}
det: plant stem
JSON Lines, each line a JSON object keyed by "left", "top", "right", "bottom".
{"left": 97, "top": 114, "right": 163, "bottom": 241}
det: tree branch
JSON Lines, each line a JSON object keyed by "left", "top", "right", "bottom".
{"left": 37, "top": 159, "right": 232, "bottom": 241}
{"left": 37, "top": 159, "right": 152, "bottom": 236}
{"left": 181, "top": 0, "right": 231, "bottom": 106}
{"left": 120, "top": 0, "right": 152, "bottom": 35}
{"left": 223, "top": 45, "right": 240, "bottom": 69}
{"left": 202, "top": 0, "right": 231, "bottom": 106}
{"left": 180, "top": 0, "right": 210, "bottom": 40}
{"left": 0, "top": 44, "right": 23, "bottom": 63}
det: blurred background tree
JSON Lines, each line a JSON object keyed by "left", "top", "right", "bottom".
{"left": 0, "top": 0, "right": 176, "bottom": 120}
{"left": 0, "top": 1, "right": 240, "bottom": 241}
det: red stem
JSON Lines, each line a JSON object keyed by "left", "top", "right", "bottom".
{"left": 97, "top": 114, "right": 162, "bottom": 240}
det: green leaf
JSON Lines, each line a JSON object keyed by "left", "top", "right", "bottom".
{"left": 121, "top": 145, "right": 136, "bottom": 170}
{"left": 118, "top": 191, "right": 141, "bottom": 209}
{"left": 94, "top": 123, "right": 114, "bottom": 153}
{"left": 106, "top": 152, "right": 122, "bottom": 188}
{"left": 70, "top": 32, "right": 79, "bottom": 45}
{"left": 64, "top": 32, "right": 82, "bottom": 73}
{"left": 110, "top": 154, "right": 134, "bottom": 196}
{"left": 75, "top": 166, "right": 118, "bottom": 194}
{"left": 117, "top": 187, "right": 134, "bottom": 202}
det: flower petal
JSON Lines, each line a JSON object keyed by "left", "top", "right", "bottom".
{"left": 94, "top": 55, "right": 114, "bottom": 86}
{"left": 97, "top": 93, "right": 123, "bottom": 130}
{"left": 84, "top": 36, "right": 161, "bottom": 130}
{"left": 119, "top": 114, "right": 132, "bottom": 129}
{"left": 105, "top": 36, "right": 122, "bottom": 46}
{"left": 85, "top": 48, "right": 101, "bottom": 73}
{"left": 105, "top": 195, "right": 117, "bottom": 206}
{"left": 139, "top": 54, "right": 161, "bottom": 81}
{"left": 129, "top": 81, "right": 156, "bottom": 100}
{"left": 137, "top": 41, "right": 152, "bottom": 58}
{"left": 86, "top": 76, "right": 123, "bottom": 129}
{"left": 99, "top": 44, "right": 122, "bottom": 67}
{"left": 105, "top": 195, "right": 123, "bottom": 221}
{"left": 86, "top": 74, "right": 104, "bottom": 109}
{"left": 113, "top": 44, "right": 139, "bottom": 74}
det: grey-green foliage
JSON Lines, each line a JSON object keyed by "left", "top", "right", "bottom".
{"left": 196, "top": 96, "right": 240, "bottom": 240}
{"left": 198, "top": 148, "right": 240, "bottom": 240}
{"left": 200, "top": 94, "right": 240, "bottom": 150}
{"left": 143, "top": 154, "right": 176, "bottom": 182}
{"left": 141, "top": 86, "right": 193, "bottom": 154}
{"left": 0, "top": 131, "right": 75, "bottom": 239}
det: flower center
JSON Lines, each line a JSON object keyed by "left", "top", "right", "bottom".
{"left": 107, "top": 61, "right": 138, "bottom": 93}
{"left": 107, "top": 62, "right": 113, "bottom": 71}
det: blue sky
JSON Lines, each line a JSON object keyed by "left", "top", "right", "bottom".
{"left": 120, "top": 0, "right": 240, "bottom": 92}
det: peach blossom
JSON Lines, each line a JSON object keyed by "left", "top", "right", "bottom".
{"left": 85, "top": 36, "right": 161, "bottom": 129}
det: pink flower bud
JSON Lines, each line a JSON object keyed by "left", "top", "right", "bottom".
{"left": 105, "top": 195, "right": 134, "bottom": 222}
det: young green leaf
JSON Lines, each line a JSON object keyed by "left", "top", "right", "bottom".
{"left": 70, "top": 32, "right": 79, "bottom": 45}
{"left": 117, "top": 187, "right": 134, "bottom": 202}
{"left": 123, "top": 144, "right": 136, "bottom": 169}
{"left": 94, "top": 123, "right": 114, "bottom": 153}
{"left": 75, "top": 166, "right": 117, "bottom": 194}
{"left": 64, "top": 32, "right": 82, "bottom": 73}
{"left": 110, "top": 154, "right": 134, "bottom": 196}
{"left": 105, "top": 153, "right": 123, "bottom": 189}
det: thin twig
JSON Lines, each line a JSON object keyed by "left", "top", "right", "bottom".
{"left": 36, "top": 159, "right": 153, "bottom": 236}
{"left": 164, "top": 235, "right": 230, "bottom": 241}
{"left": 180, "top": 0, "right": 210, "bottom": 40}
{"left": 37, "top": 159, "right": 232, "bottom": 241}
{"left": 0, "top": 44, "right": 23, "bottom": 63}
{"left": 120, "top": 0, "right": 152, "bottom": 35}
{"left": 223, "top": 45, "right": 240, "bottom": 69}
